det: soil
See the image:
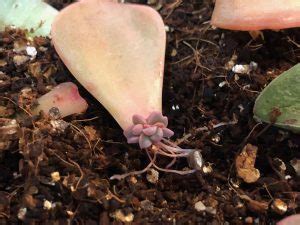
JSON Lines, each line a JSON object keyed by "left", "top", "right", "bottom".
{"left": 0, "top": 0, "right": 300, "bottom": 224}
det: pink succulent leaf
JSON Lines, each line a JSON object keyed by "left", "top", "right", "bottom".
{"left": 162, "top": 116, "right": 168, "bottom": 127}
{"left": 139, "top": 134, "right": 152, "bottom": 149}
{"left": 147, "top": 111, "right": 167, "bottom": 126}
{"left": 149, "top": 134, "right": 161, "bottom": 143}
{"left": 123, "top": 125, "right": 134, "bottom": 139}
{"left": 124, "top": 112, "right": 174, "bottom": 149}
{"left": 127, "top": 136, "right": 140, "bottom": 144}
{"left": 150, "top": 127, "right": 163, "bottom": 143}
{"left": 156, "top": 127, "right": 163, "bottom": 137}
{"left": 34, "top": 82, "right": 88, "bottom": 118}
{"left": 142, "top": 126, "right": 157, "bottom": 136}
{"left": 132, "top": 124, "right": 143, "bottom": 136}
{"left": 211, "top": 0, "right": 300, "bottom": 31}
{"left": 277, "top": 214, "right": 300, "bottom": 225}
{"left": 132, "top": 114, "right": 147, "bottom": 125}
{"left": 162, "top": 128, "right": 174, "bottom": 137}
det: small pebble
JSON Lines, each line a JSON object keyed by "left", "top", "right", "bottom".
{"left": 219, "top": 81, "right": 228, "bottom": 87}
{"left": 285, "top": 175, "right": 292, "bottom": 180}
{"left": 170, "top": 48, "right": 177, "bottom": 57}
{"left": 146, "top": 168, "right": 159, "bottom": 184}
{"left": 274, "top": 158, "right": 286, "bottom": 172}
{"left": 129, "top": 176, "right": 137, "bottom": 184}
{"left": 0, "top": 60, "right": 7, "bottom": 67}
{"left": 202, "top": 163, "right": 213, "bottom": 174}
{"left": 232, "top": 61, "right": 258, "bottom": 74}
{"left": 238, "top": 104, "right": 244, "bottom": 112}
{"left": 249, "top": 61, "right": 258, "bottom": 71}
{"left": 140, "top": 200, "right": 154, "bottom": 211}
{"left": 211, "top": 134, "right": 221, "bottom": 143}
{"left": 113, "top": 210, "right": 134, "bottom": 223}
{"left": 271, "top": 199, "right": 287, "bottom": 215}
{"left": 290, "top": 158, "right": 300, "bottom": 176}
{"left": 66, "top": 210, "right": 74, "bottom": 217}
{"left": 51, "top": 171, "right": 61, "bottom": 182}
{"left": 26, "top": 46, "right": 37, "bottom": 58}
{"left": 13, "top": 55, "right": 29, "bottom": 66}
{"left": 245, "top": 217, "right": 253, "bottom": 224}
{"left": 50, "top": 120, "right": 69, "bottom": 132}
{"left": 17, "top": 207, "right": 27, "bottom": 220}
{"left": 232, "top": 64, "right": 250, "bottom": 74}
{"left": 43, "top": 200, "right": 53, "bottom": 210}
{"left": 206, "top": 206, "right": 217, "bottom": 215}
{"left": 188, "top": 150, "right": 203, "bottom": 170}
{"left": 49, "top": 107, "right": 61, "bottom": 119}
{"left": 194, "top": 201, "right": 206, "bottom": 212}
{"left": 224, "top": 54, "right": 237, "bottom": 70}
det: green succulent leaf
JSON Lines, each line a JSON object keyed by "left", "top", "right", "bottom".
{"left": 0, "top": 0, "right": 58, "bottom": 37}
{"left": 254, "top": 64, "right": 300, "bottom": 133}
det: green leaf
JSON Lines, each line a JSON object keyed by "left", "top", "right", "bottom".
{"left": 0, "top": 0, "right": 58, "bottom": 37}
{"left": 254, "top": 64, "right": 300, "bottom": 133}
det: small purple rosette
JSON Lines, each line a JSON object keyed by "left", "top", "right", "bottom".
{"left": 124, "top": 111, "right": 174, "bottom": 149}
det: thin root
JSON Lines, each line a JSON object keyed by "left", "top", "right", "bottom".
{"left": 110, "top": 152, "right": 157, "bottom": 180}
{"left": 110, "top": 140, "right": 198, "bottom": 180}
{"left": 146, "top": 150, "right": 196, "bottom": 175}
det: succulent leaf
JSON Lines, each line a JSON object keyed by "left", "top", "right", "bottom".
{"left": 211, "top": 0, "right": 300, "bottom": 30}
{"left": 0, "top": 0, "right": 58, "bottom": 37}
{"left": 253, "top": 64, "right": 300, "bottom": 133}
{"left": 51, "top": 0, "right": 166, "bottom": 130}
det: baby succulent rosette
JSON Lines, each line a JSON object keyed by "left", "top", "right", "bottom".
{"left": 124, "top": 111, "right": 175, "bottom": 149}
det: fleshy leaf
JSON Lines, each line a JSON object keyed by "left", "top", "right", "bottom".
{"left": 51, "top": 0, "right": 166, "bottom": 130}
{"left": 147, "top": 111, "right": 166, "bottom": 126}
{"left": 253, "top": 64, "right": 300, "bottom": 133}
{"left": 34, "top": 82, "right": 88, "bottom": 117}
{"left": 162, "top": 128, "right": 174, "bottom": 137}
{"left": 127, "top": 136, "right": 139, "bottom": 144}
{"left": 0, "top": 0, "right": 58, "bottom": 37}
{"left": 132, "top": 124, "right": 143, "bottom": 136}
{"left": 277, "top": 214, "right": 300, "bottom": 225}
{"left": 132, "top": 115, "right": 147, "bottom": 125}
{"left": 150, "top": 127, "right": 163, "bottom": 142}
{"left": 211, "top": 0, "right": 300, "bottom": 31}
{"left": 143, "top": 126, "right": 157, "bottom": 136}
{"left": 139, "top": 134, "right": 152, "bottom": 149}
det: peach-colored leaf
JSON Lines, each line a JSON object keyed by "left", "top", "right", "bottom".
{"left": 35, "top": 82, "right": 88, "bottom": 117}
{"left": 211, "top": 0, "right": 300, "bottom": 30}
{"left": 51, "top": 0, "right": 166, "bottom": 130}
{"left": 277, "top": 214, "right": 300, "bottom": 225}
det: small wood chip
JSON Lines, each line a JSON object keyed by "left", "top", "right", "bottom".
{"left": 236, "top": 144, "right": 260, "bottom": 183}
{"left": 0, "top": 59, "right": 7, "bottom": 67}
{"left": 13, "top": 55, "right": 29, "bottom": 66}
{"left": 271, "top": 199, "right": 287, "bottom": 215}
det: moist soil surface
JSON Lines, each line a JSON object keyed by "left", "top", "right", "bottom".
{"left": 0, "top": 0, "right": 300, "bottom": 224}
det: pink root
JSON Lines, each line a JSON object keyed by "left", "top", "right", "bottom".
{"left": 110, "top": 142, "right": 201, "bottom": 180}
{"left": 110, "top": 112, "right": 203, "bottom": 180}
{"left": 146, "top": 149, "right": 196, "bottom": 175}
{"left": 110, "top": 151, "right": 157, "bottom": 180}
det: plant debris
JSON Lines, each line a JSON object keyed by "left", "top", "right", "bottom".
{"left": 235, "top": 144, "right": 260, "bottom": 183}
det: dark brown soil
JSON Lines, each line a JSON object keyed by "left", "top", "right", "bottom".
{"left": 0, "top": 0, "right": 300, "bottom": 224}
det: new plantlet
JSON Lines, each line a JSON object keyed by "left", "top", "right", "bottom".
{"left": 51, "top": 0, "right": 202, "bottom": 179}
